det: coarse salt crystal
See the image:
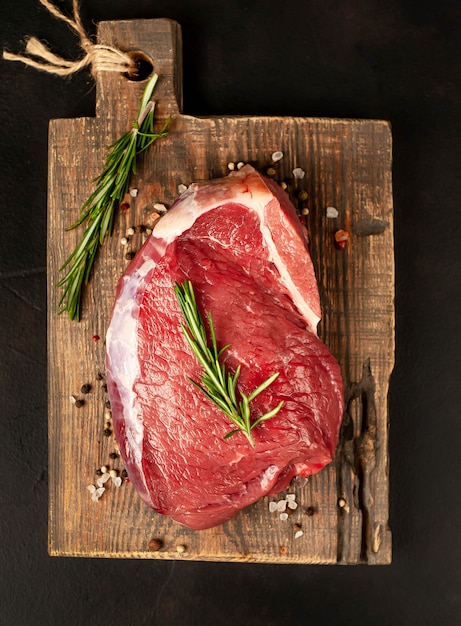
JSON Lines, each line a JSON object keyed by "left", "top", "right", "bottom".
{"left": 237, "top": 161, "right": 245, "bottom": 170}
{"left": 286, "top": 493, "right": 296, "bottom": 501}
{"left": 153, "top": 203, "right": 167, "bottom": 212}
{"left": 120, "top": 237, "right": 128, "bottom": 246}
{"left": 112, "top": 477, "right": 122, "bottom": 488}
{"left": 96, "top": 472, "right": 111, "bottom": 488}
{"left": 294, "top": 530, "right": 304, "bottom": 539}
{"left": 227, "top": 162, "right": 235, "bottom": 171}
{"left": 287, "top": 501, "right": 298, "bottom": 510}
{"left": 326, "top": 206, "right": 339, "bottom": 219}
{"left": 178, "top": 184, "right": 188, "bottom": 194}
{"left": 271, "top": 150, "right": 284, "bottom": 162}
{"left": 127, "top": 227, "right": 135, "bottom": 236}
{"left": 279, "top": 513, "right": 289, "bottom": 521}
{"left": 293, "top": 167, "right": 305, "bottom": 179}
{"left": 129, "top": 188, "right": 138, "bottom": 197}
{"left": 87, "top": 485, "right": 105, "bottom": 502}
{"left": 269, "top": 501, "right": 278, "bottom": 513}
{"left": 276, "top": 499, "right": 287, "bottom": 512}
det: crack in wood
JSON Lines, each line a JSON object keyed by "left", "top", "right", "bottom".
{"left": 336, "top": 358, "right": 380, "bottom": 563}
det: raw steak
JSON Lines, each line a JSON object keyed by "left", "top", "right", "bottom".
{"left": 105, "top": 165, "right": 344, "bottom": 530}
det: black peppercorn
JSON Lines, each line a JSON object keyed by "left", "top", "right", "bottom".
{"left": 109, "top": 452, "right": 118, "bottom": 459}
{"left": 121, "top": 469, "right": 128, "bottom": 479}
{"left": 81, "top": 384, "right": 91, "bottom": 394}
{"left": 105, "top": 400, "right": 111, "bottom": 409}
{"left": 75, "top": 399, "right": 84, "bottom": 408}
{"left": 103, "top": 428, "right": 112, "bottom": 437}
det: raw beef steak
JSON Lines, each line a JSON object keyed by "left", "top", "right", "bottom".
{"left": 106, "top": 165, "right": 344, "bottom": 530}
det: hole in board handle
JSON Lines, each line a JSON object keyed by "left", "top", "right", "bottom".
{"left": 124, "top": 51, "right": 154, "bottom": 82}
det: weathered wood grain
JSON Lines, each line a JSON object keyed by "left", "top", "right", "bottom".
{"left": 48, "top": 19, "right": 393, "bottom": 564}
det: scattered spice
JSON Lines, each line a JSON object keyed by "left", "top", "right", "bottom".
{"left": 125, "top": 252, "right": 135, "bottom": 260}
{"left": 121, "top": 469, "right": 128, "bottom": 479}
{"left": 334, "top": 229, "right": 349, "bottom": 250}
{"left": 279, "top": 545, "right": 288, "bottom": 555}
{"left": 103, "top": 428, "right": 112, "bottom": 437}
{"left": 266, "top": 167, "right": 276, "bottom": 177}
{"left": 280, "top": 181, "right": 288, "bottom": 190}
{"left": 338, "top": 497, "right": 347, "bottom": 508}
{"left": 75, "top": 399, "right": 84, "bottom": 408}
{"left": 80, "top": 383, "right": 91, "bottom": 394}
{"left": 176, "top": 544, "right": 187, "bottom": 554}
{"left": 92, "top": 335, "right": 100, "bottom": 342}
{"left": 148, "top": 538, "right": 164, "bottom": 552}
{"left": 298, "top": 190, "right": 308, "bottom": 201}
{"left": 95, "top": 468, "right": 103, "bottom": 476}
{"left": 105, "top": 400, "right": 111, "bottom": 409}
{"left": 301, "top": 207, "right": 309, "bottom": 216}
{"left": 305, "top": 506, "right": 315, "bottom": 516}
{"left": 109, "top": 452, "right": 118, "bottom": 459}
{"left": 127, "top": 227, "right": 135, "bottom": 236}
{"left": 120, "top": 202, "right": 130, "bottom": 211}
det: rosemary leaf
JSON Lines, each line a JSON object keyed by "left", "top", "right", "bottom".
{"left": 58, "top": 72, "right": 170, "bottom": 321}
{"left": 174, "top": 280, "right": 284, "bottom": 447}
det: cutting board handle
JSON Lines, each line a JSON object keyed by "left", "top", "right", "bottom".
{"left": 95, "top": 19, "right": 183, "bottom": 122}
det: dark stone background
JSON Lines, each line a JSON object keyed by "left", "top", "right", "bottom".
{"left": 1, "top": 1, "right": 460, "bottom": 624}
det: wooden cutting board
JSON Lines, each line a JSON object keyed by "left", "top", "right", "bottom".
{"left": 47, "top": 18, "right": 393, "bottom": 564}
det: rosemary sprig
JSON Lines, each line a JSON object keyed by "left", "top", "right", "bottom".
{"left": 57, "top": 72, "right": 170, "bottom": 321}
{"left": 174, "top": 280, "right": 284, "bottom": 447}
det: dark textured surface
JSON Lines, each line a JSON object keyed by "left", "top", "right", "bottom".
{"left": 1, "top": 0, "right": 460, "bottom": 624}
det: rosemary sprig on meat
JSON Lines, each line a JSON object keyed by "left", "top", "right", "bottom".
{"left": 58, "top": 72, "right": 170, "bottom": 321}
{"left": 174, "top": 280, "right": 284, "bottom": 447}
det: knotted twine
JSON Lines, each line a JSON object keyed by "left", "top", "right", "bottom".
{"left": 2, "top": 0, "right": 136, "bottom": 77}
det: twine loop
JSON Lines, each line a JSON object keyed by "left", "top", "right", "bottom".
{"left": 2, "top": 0, "right": 135, "bottom": 77}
